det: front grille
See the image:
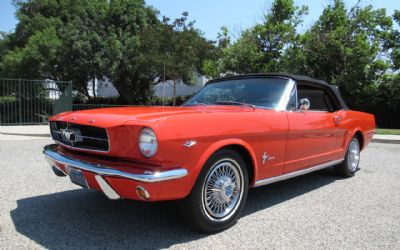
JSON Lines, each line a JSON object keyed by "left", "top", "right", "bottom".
{"left": 50, "top": 121, "right": 109, "bottom": 152}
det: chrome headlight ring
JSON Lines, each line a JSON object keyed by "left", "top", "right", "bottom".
{"left": 138, "top": 127, "right": 158, "bottom": 158}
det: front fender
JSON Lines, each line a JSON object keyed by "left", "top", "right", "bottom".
{"left": 192, "top": 138, "right": 259, "bottom": 187}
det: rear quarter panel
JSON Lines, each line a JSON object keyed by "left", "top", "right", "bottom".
{"left": 336, "top": 110, "right": 375, "bottom": 155}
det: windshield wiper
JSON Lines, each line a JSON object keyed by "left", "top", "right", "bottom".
{"left": 214, "top": 101, "right": 256, "bottom": 110}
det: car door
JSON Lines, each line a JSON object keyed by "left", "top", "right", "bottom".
{"left": 284, "top": 83, "right": 340, "bottom": 173}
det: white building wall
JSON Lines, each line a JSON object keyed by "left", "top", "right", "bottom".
{"left": 87, "top": 74, "right": 208, "bottom": 98}
{"left": 153, "top": 81, "right": 203, "bottom": 98}
{"left": 44, "top": 80, "right": 61, "bottom": 100}
{"left": 153, "top": 74, "right": 208, "bottom": 98}
{"left": 96, "top": 78, "right": 119, "bottom": 97}
{"left": 87, "top": 77, "right": 119, "bottom": 98}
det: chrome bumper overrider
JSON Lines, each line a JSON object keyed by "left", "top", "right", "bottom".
{"left": 43, "top": 144, "right": 188, "bottom": 183}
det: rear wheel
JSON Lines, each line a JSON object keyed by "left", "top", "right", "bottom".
{"left": 335, "top": 137, "right": 361, "bottom": 177}
{"left": 179, "top": 149, "right": 249, "bottom": 232}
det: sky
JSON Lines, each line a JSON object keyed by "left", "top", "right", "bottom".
{"left": 1, "top": 0, "right": 399, "bottom": 40}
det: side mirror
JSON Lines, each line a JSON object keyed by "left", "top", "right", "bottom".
{"left": 299, "top": 98, "right": 310, "bottom": 111}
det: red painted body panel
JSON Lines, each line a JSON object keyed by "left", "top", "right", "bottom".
{"left": 286, "top": 111, "right": 341, "bottom": 172}
{"left": 48, "top": 105, "right": 375, "bottom": 201}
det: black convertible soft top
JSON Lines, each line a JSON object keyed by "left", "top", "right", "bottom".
{"left": 207, "top": 73, "right": 349, "bottom": 110}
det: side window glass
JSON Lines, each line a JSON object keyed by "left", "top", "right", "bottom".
{"left": 297, "top": 85, "right": 337, "bottom": 112}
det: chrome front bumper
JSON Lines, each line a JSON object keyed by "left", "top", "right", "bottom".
{"left": 43, "top": 144, "right": 188, "bottom": 183}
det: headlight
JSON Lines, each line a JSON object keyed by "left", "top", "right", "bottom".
{"left": 138, "top": 127, "right": 158, "bottom": 158}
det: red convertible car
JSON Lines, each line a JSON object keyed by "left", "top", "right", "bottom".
{"left": 43, "top": 73, "right": 375, "bottom": 232}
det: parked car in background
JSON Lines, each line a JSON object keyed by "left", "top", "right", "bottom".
{"left": 43, "top": 73, "right": 375, "bottom": 232}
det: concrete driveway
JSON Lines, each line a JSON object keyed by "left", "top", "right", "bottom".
{"left": 0, "top": 138, "right": 399, "bottom": 249}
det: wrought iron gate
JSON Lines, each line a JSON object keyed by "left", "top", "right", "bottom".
{"left": 0, "top": 78, "right": 72, "bottom": 125}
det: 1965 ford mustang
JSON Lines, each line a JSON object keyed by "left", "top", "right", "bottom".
{"left": 43, "top": 73, "right": 375, "bottom": 232}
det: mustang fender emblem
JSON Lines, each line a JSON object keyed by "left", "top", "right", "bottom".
{"left": 262, "top": 152, "right": 275, "bottom": 165}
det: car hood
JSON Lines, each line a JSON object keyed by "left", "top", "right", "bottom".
{"left": 50, "top": 106, "right": 256, "bottom": 128}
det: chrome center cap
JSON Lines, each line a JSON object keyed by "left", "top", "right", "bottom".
{"left": 217, "top": 177, "right": 235, "bottom": 203}
{"left": 225, "top": 185, "right": 233, "bottom": 197}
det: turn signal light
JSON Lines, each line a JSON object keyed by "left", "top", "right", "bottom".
{"left": 136, "top": 186, "right": 150, "bottom": 200}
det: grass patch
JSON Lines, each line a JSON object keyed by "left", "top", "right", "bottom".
{"left": 375, "top": 128, "right": 400, "bottom": 135}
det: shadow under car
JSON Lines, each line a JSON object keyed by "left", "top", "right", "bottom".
{"left": 10, "top": 168, "right": 339, "bottom": 249}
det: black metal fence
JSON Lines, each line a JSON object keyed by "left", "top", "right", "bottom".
{"left": 72, "top": 104, "right": 137, "bottom": 111}
{"left": 0, "top": 78, "right": 73, "bottom": 125}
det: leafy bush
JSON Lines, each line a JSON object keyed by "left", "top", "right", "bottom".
{"left": 73, "top": 95, "right": 191, "bottom": 106}
{"left": 148, "top": 96, "right": 190, "bottom": 106}
{"left": 73, "top": 96, "right": 128, "bottom": 105}
{"left": 0, "top": 96, "right": 16, "bottom": 104}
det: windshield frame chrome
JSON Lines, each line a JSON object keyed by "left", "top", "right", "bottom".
{"left": 274, "top": 78, "right": 296, "bottom": 111}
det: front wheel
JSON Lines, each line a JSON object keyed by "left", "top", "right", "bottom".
{"left": 335, "top": 136, "right": 361, "bottom": 177}
{"left": 179, "top": 149, "right": 249, "bottom": 232}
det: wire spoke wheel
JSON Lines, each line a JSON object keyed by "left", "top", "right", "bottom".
{"left": 347, "top": 139, "right": 360, "bottom": 172}
{"left": 179, "top": 149, "right": 248, "bottom": 232}
{"left": 201, "top": 159, "right": 244, "bottom": 222}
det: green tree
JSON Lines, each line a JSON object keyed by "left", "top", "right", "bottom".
{"left": 374, "top": 74, "right": 400, "bottom": 128}
{"left": 219, "top": 0, "right": 307, "bottom": 74}
{"left": 1, "top": 27, "right": 61, "bottom": 79}
{"left": 221, "top": 29, "right": 264, "bottom": 74}
{"left": 0, "top": 0, "right": 111, "bottom": 99}
{"left": 1, "top": 0, "right": 214, "bottom": 104}
{"left": 57, "top": 0, "right": 109, "bottom": 99}
{"left": 211, "top": 0, "right": 399, "bottom": 128}
{"left": 376, "top": 10, "right": 400, "bottom": 128}
{"left": 253, "top": 0, "right": 308, "bottom": 72}
{"left": 387, "top": 10, "right": 400, "bottom": 70}
{"left": 159, "top": 13, "right": 198, "bottom": 106}
{"left": 298, "top": 0, "right": 393, "bottom": 110}
{"left": 142, "top": 12, "right": 214, "bottom": 105}
{"left": 202, "top": 26, "right": 231, "bottom": 78}
{"left": 100, "top": 0, "right": 161, "bottom": 104}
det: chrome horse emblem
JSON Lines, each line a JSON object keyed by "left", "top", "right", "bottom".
{"left": 262, "top": 152, "right": 275, "bottom": 165}
{"left": 60, "top": 128, "right": 82, "bottom": 143}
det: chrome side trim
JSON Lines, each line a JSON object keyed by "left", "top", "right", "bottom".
{"left": 43, "top": 144, "right": 188, "bottom": 183}
{"left": 95, "top": 175, "right": 121, "bottom": 200}
{"left": 254, "top": 158, "right": 344, "bottom": 187}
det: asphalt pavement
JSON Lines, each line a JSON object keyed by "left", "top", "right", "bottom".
{"left": 0, "top": 137, "right": 399, "bottom": 249}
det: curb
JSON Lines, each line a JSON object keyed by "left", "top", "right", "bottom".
{"left": 0, "top": 132, "right": 51, "bottom": 138}
{"left": 371, "top": 138, "right": 400, "bottom": 144}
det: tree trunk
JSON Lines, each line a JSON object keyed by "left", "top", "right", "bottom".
{"left": 92, "top": 76, "right": 97, "bottom": 99}
{"left": 172, "top": 78, "right": 177, "bottom": 106}
{"left": 83, "top": 86, "right": 91, "bottom": 100}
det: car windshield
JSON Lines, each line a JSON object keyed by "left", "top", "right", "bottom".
{"left": 183, "top": 77, "right": 290, "bottom": 109}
